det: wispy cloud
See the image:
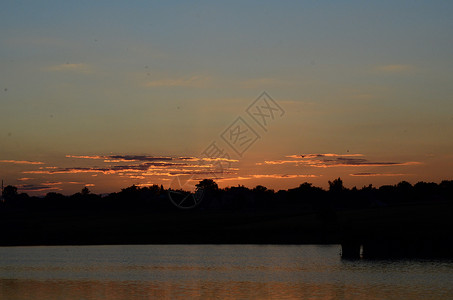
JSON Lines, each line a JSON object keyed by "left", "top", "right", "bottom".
{"left": 66, "top": 154, "right": 173, "bottom": 162}
{"left": 256, "top": 159, "right": 300, "bottom": 166}
{"left": 128, "top": 175, "right": 146, "bottom": 180}
{"left": 349, "top": 173, "right": 409, "bottom": 177}
{"left": 17, "top": 177, "right": 34, "bottom": 181}
{"left": 251, "top": 174, "right": 319, "bottom": 179}
{"left": 259, "top": 154, "right": 421, "bottom": 168}
{"left": 41, "top": 182, "right": 63, "bottom": 186}
{"left": 41, "top": 181, "right": 95, "bottom": 187}
{"left": 45, "top": 63, "right": 92, "bottom": 73}
{"left": 66, "top": 154, "right": 237, "bottom": 163}
{"left": 25, "top": 163, "right": 178, "bottom": 175}
{"left": 0, "top": 160, "right": 44, "bottom": 165}
{"left": 215, "top": 174, "right": 319, "bottom": 182}
{"left": 289, "top": 154, "right": 364, "bottom": 159}
{"left": 16, "top": 181, "right": 95, "bottom": 193}
{"left": 215, "top": 176, "right": 253, "bottom": 182}
{"left": 25, "top": 153, "right": 237, "bottom": 180}
{"left": 17, "top": 184, "right": 61, "bottom": 192}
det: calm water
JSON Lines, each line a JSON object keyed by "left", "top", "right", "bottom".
{"left": 0, "top": 245, "right": 452, "bottom": 299}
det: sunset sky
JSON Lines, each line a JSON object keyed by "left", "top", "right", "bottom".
{"left": 1, "top": 1, "right": 453, "bottom": 195}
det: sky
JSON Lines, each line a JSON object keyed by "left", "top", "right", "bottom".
{"left": 1, "top": 1, "right": 453, "bottom": 195}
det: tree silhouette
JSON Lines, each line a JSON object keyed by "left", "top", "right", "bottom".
{"left": 81, "top": 187, "right": 91, "bottom": 195}
{"left": 195, "top": 179, "right": 218, "bottom": 191}
{"left": 328, "top": 177, "right": 345, "bottom": 193}
{"left": 2, "top": 185, "right": 18, "bottom": 201}
{"left": 253, "top": 185, "right": 267, "bottom": 193}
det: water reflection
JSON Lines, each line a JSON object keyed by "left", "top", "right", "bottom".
{"left": 0, "top": 245, "right": 452, "bottom": 299}
{"left": 2, "top": 278, "right": 451, "bottom": 300}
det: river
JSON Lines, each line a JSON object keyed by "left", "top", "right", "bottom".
{"left": 1, "top": 245, "right": 452, "bottom": 299}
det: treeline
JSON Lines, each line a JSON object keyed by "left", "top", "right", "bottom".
{"left": 1, "top": 178, "right": 453, "bottom": 214}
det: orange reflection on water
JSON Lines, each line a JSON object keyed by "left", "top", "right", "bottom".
{"left": 1, "top": 278, "right": 450, "bottom": 300}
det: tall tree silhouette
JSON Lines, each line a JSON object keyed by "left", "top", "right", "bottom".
{"left": 196, "top": 179, "right": 218, "bottom": 191}
{"left": 328, "top": 178, "right": 345, "bottom": 193}
{"left": 2, "top": 185, "right": 18, "bottom": 201}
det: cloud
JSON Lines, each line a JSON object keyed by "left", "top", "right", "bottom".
{"left": 66, "top": 154, "right": 173, "bottom": 162}
{"left": 128, "top": 175, "right": 146, "bottom": 180}
{"left": 19, "top": 153, "right": 236, "bottom": 191}
{"left": 65, "top": 154, "right": 237, "bottom": 164}
{"left": 257, "top": 160, "right": 300, "bottom": 165}
{"left": 0, "top": 160, "right": 44, "bottom": 165}
{"left": 53, "top": 154, "right": 239, "bottom": 179}
{"left": 25, "top": 167, "right": 131, "bottom": 175}
{"left": 17, "top": 184, "right": 61, "bottom": 192}
{"left": 45, "top": 63, "right": 92, "bottom": 73}
{"left": 24, "top": 157, "right": 234, "bottom": 178}
{"left": 198, "top": 157, "right": 239, "bottom": 163}
{"left": 376, "top": 64, "right": 414, "bottom": 73}
{"left": 349, "top": 173, "right": 409, "bottom": 177}
{"left": 215, "top": 174, "right": 319, "bottom": 182}
{"left": 145, "top": 75, "right": 211, "bottom": 88}
{"left": 17, "top": 177, "right": 34, "bottom": 181}
{"left": 260, "top": 153, "right": 421, "bottom": 168}
{"left": 252, "top": 174, "right": 319, "bottom": 179}
{"left": 41, "top": 182, "right": 63, "bottom": 186}
{"left": 143, "top": 168, "right": 233, "bottom": 177}
{"left": 215, "top": 176, "right": 253, "bottom": 182}
{"left": 66, "top": 155, "right": 107, "bottom": 160}
{"left": 40, "top": 181, "right": 95, "bottom": 187}
{"left": 289, "top": 154, "right": 364, "bottom": 159}
{"left": 24, "top": 164, "right": 166, "bottom": 175}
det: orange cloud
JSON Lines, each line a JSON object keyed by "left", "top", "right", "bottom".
{"left": 66, "top": 155, "right": 106, "bottom": 160}
{"left": 24, "top": 158, "right": 234, "bottom": 180}
{"left": 0, "top": 160, "right": 44, "bottom": 165}
{"left": 17, "top": 177, "right": 34, "bottom": 181}
{"left": 66, "top": 154, "right": 174, "bottom": 162}
{"left": 257, "top": 160, "right": 300, "bottom": 165}
{"left": 42, "top": 182, "right": 63, "bottom": 186}
{"left": 252, "top": 174, "right": 319, "bottom": 179}
{"left": 65, "top": 154, "right": 238, "bottom": 164}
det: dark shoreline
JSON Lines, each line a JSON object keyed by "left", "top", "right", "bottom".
{"left": 2, "top": 201, "right": 452, "bottom": 259}
{"left": 2, "top": 179, "right": 453, "bottom": 259}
